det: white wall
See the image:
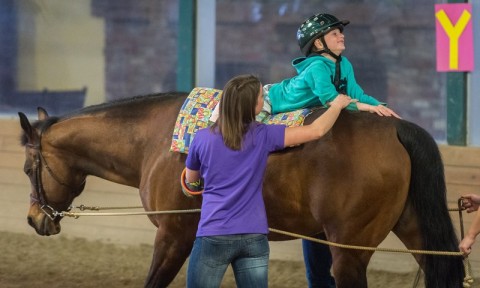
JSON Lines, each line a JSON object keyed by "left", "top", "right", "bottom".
{"left": 17, "top": 0, "right": 105, "bottom": 106}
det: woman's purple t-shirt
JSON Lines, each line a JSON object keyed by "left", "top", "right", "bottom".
{"left": 186, "top": 123, "right": 286, "bottom": 236}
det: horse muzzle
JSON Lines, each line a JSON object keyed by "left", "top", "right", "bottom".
{"left": 27, "top": 204, "right": 61, "bottom": 236}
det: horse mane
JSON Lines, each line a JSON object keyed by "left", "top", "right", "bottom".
{"left": 19, "top": 91, "right": 186, "bottom": 147}
{"left": 65, "top": 91, "right": 186, "bottom": 118}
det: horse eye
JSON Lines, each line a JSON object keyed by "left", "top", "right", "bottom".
{"left": 24, "top": 165, "right": 32, "bottom": 175}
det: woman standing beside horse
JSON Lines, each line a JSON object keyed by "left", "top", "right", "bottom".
{"left": 185, "top": 74, "right": 354, "bottom": 287}
{"left": 18, "top": 75, "right": 465, "bottom": 287}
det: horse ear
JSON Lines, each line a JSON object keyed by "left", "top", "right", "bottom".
{"left": 37, "top": 107, "right": 49, "bottom": 120}
{"left": 18, "top": 112, "right": 35, "bottom": 142}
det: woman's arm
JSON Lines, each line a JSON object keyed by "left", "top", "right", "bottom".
{"left": 284, "top": 95, "right": 354, "bottom": 147}
{"left": 186, "top": 168, "right": 201, "bottom": 183}
{"left": 459, "top": 211, "right": 480, "bottom": 255}
{"left": 459, "top": 194, "right": 480, "bottom": 255}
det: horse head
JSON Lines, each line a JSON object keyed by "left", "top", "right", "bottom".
{"left": 18, "top": 108, "right": 86, "bottom": 236}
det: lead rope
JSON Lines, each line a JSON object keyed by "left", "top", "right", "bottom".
{"left": 64, "top": 205, "right": 464, "bottom": 257}
{"left": 458, "top": 198, "right": 474, "bottom": 287}
{"left": 63, "top": 201, "right": 473, "bottom": 286}
{"left": 62, "top": 207, "right": 201, "bottom": 218}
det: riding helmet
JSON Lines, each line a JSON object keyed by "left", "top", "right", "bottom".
{"left": 297, "top": 13, "right": 350, "bottom": 56}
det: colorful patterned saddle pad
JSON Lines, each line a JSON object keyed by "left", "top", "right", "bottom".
{"left": 170, "top": 87, "right": 311, "bottom": 154}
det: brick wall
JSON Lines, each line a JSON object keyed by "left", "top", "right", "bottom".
{"left": 91, "top": 0, "right": 178, "bottom": 100}
{"left": 90, "top": 0, "right": 444, "bottom": 139}
{"left": 0, "top": 0, "right": 17, "bottom": 104}
{"left": 216, "top": 1, "right": 443, "bottom": 138}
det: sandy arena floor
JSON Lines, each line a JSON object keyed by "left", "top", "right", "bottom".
{"left": 2, "top": 231, "right": 465, "bottom": 287}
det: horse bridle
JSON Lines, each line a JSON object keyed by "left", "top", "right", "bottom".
{"left": 26, "top": 142, "right": 85, "bottom": 221}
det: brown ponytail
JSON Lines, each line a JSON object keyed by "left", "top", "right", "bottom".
{"left": 212, "top": 74, "right": 261, "bottom": 150}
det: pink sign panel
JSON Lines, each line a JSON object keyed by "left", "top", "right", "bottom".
{"left": 435, "top": 3, "right": 474, "bottom": 72}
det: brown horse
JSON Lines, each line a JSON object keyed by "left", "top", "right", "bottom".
{"left": 18, "top": 92, "right": 464, "bottom": 287}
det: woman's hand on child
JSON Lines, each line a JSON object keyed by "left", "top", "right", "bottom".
{"left": 330, "top": 94, "right": 356, "bottom": 109}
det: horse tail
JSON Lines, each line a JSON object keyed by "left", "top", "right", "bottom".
{"left": 395, "top": 120, "right": 464, "bottom": 288}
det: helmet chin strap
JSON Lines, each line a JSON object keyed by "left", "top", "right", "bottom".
{"left": 315, "top": 36, "right": 344, "bottom": 94}
{"left": 317, "top": 36, "right": 341, "bottom": 61}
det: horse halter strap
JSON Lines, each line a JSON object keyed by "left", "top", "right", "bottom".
{"left": 27, "top": 141, "right": 84, "bottom": 220}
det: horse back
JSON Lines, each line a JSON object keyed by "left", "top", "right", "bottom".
{"left": 263, "top": 110, "right": 411, "bottom": 241}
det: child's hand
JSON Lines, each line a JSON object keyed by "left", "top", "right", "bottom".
{"left": 374, "top": 105, "right": 401, "bottom": 118}
{"left": 357, "top": 103, "right": 401, "bottom": 119}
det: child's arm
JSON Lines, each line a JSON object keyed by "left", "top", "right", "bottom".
{"left": 356, "top": 102, "right": 401, "bottom": 119}
{"left": 341, "top": 58, "right": 399, "bottom": 115}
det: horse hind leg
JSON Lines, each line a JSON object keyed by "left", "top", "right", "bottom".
{"left": 391, "top": 202, "right": 424, "bottom": 265}
{"left": 326, "top": 230, "right": 375, "bottom": 288}
{"left": 325, "top": 205, "right": 401, "bottom": 288}
{"left": 330, "top": 247, "right": 371, "bottom": 288}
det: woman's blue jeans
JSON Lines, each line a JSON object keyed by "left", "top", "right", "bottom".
{"left": 187, "top": 234, "right": 269, "bottom": 288}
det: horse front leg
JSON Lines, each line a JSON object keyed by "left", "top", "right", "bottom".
{"left": 330, "top": 248, "right": 371, "bottom": 288}
{"left": 144, "top": 219, "right": 197, "bottom": 288}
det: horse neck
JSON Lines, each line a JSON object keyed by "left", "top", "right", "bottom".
{"left": 44, "top": 115, "right": 145, "bottom": 187}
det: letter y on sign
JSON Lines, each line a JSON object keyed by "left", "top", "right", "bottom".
{"left": 435, "top": 3, "right": 474, "bottom": 72}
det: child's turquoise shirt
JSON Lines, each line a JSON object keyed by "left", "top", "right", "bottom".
{"left": 268, "top": 55, "right": 384, "bottom": 114}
